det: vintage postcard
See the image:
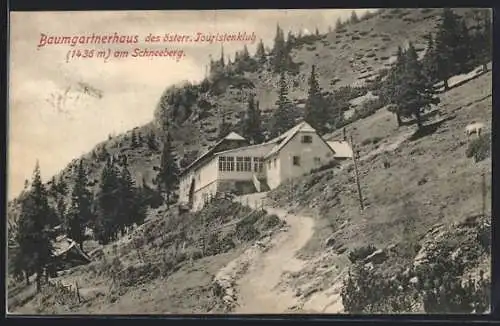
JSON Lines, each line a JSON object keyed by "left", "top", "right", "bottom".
{"left": 7, "top": 8, "right": 492, "bottom": 315}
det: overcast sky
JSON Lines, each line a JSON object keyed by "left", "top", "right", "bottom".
{"left": 8, "top": 9, "right": 373, "bottom": 200}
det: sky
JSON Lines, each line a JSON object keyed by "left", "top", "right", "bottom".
{"left": 8, "top": 9, "right": 373, "bottom": 200}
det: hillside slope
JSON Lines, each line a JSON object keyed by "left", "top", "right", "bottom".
{"left": 266, "top": 70, "right": 491, "bottom": 312}
{"left": 8, "top": 199, "right": 286, "bottom": 314}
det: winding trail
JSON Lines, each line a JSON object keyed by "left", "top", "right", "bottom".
{"left": 232, "top": 193, "right": 315, "bottom": 314}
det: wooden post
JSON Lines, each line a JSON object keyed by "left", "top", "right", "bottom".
{"left": 76, "top": 281, "right": 81, "bottom": 303}
{"left": 482, "top": 172, "right": 486, "bottom": 217}
{"left": 202, "top": 213, "right": 206, "bottom": 256}
{"left": 350, "top": 134, "right": 364, "bottom": 211}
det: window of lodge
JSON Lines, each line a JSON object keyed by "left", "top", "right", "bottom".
{"left": 244, "top": 157, "right": 252, "bottom": 171}
{"left": 253, "top": 157, "right": 263, "bottom": 172}
{"left": 219, "top": 156, "right": 235, "bottom": 171}
{"left": 293, "top": 156, "right": 301, "bottom": 166}
{"left": 301, "top": 135, "right": 313, "bottom": 143}
{"left": 236, "top": 157, "right": 244, "bottom": 171}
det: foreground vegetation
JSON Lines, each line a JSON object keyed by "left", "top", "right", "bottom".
{"left": 8, "top": 198, "right": 284, "bottom": 314}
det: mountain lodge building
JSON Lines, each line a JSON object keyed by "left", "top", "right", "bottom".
{"left": 178, "top": 121, "right": 348, "bottom": 211}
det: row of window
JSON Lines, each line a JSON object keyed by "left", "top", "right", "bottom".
{"left": 219, "top": 153, "right": 322, "bottom": 172}
{"left": 219, "top": 156, "right": 264, "bottom": 172}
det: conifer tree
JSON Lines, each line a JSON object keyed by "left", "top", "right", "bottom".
{"left": 271, "top": 24, "right": 288, "bottom": 73}
{"left": 219, "top": 45, "right": 225, "bottom": 68}
{"left": 53, "top": 175, "right": 68, "bottom": 229}
{"left": 456, "top": 20, "right": 474, "bottom": 73}
{"left": 350, "top": 11, "right": 359, "bottom": 24}
{"left": 304, "top": 65, "right": 329, "bottom": 135}
{"left": 95, "top": 158, "right": 120, "bottom": 244}
{"left": 67, "top": 160, "right": 92, "bottom": 250}
{"left": 147, "top": 130, "right": 158, "bottom": 151}
{"left": 434, "top": 8, "right": 469, "bottom": 90}
{"left": 242, "top": 94, "right": 264, "bottom": 144}
{"left": 15, "top": 162, "right": 54, "bottom": 291}
{"left": 335, "top": 18, "right": 343, "bottom": 30}
{"left": 384, "top": 46, "right": 407, "bottom": 126}
{"left": 117, "top": 160, "right": 137, "bottom": 235}
{"left": 422, "top": 34, "right": 440, "bottom": 85}
{"left": 286, "top": 31, "right": 296, "bottom": 53}
{"left": 49, "top": 176, "right": 58, "bottom": 199}
{"left": 269, "top": 71, "right": 295, "bottom": 138}
{"left": 131, "top": 129, "right": 138, "bottom": 148}
{"left": 474, "top": 10, "right": 492, "bottom": 72}
{"left": 217, "top": 107, "right": 232, "bottom": 140}
{"left": 387, "top": 43, "right": 440, "bottom": 129}
{"left": 156, "top": 131, "right": 180, "bottom": 208}
{"left": 255, "top": 39, "right": 267, "bottom": 64}
{"left": 241, "top": 45, "right": 250, "bottom": 61}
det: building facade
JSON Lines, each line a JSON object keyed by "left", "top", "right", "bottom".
{"left": 179, "top": 121, "right": 341, "bottom": 211}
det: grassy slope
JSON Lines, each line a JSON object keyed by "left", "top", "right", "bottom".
{"left": 266, "top": 71, "right": 491, "bottom": 310}
{"left": 270, "top": 70, "right": 491, "bottom": 256}
{"left": 8, "top": 199, "right": 284, "bottom": 314}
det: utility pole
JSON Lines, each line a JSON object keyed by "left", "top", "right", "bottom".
{"left": 350, "top": 134, "right": 364, "bottom": 211}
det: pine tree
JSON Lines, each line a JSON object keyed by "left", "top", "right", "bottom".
{"left": 147, "top": 130, "right": 158, "bottom": 152}
{"left": 219, "top": 45, "right": 225, "bottom": 68}
{"left": 434, "top": 8, "right": 469, "bottom": 90}
{"left": 270, "top": 71, "right": 295, "bottom": 138}
{"left": 15, "top": 162, "right": 54, "bottom": 291}
{"left": 335, "top": 18, "right": 343, "bottom": 30}
{"left": 304, "top": 65, "right": 329, "bottom": 135}
{"left": 156, "top": 132, "right": 180, "bottom": 208}
{"left": 255, "top": 39, "right": 267, "bottom": 65}
{"left": 422, "top": 33, "right": 440, "bottom": 86}
{"left": 350, "top": 11, "right": 359, "bottom": 24}
{"left": 271, "top": 24, "right": 289, "bottom": 73}
{"left": 54, "top": 175, "right": 68, "bottom": 229}
{"left": 117, "top": 161, "right": 137, "bottom": 235}
{"left": 217, "top": 107, "right": 232, "bottom": 140}
{"left": 286, "top": 31, "right": 295, "bottom": 52}
{"left": 49, "top": 176, "right": 58, "bottom": 199}
{"left": 389, "top": 43, "right": 440, "bottom": 129}
{"left": 474, "top": 10, "right": 492, "bottom": 72}
{"left": 315, "top": 27, "right": 319, "bottom": 36}
{"left": 242, "top": 95, "right": 264, "bottom": 144}
{"left": 56, "top": 175, "right": 67, "bottom": 194}
{"left": 384, "top": 46, "right": 407, "bottom": 126}
{"left": 95, "top": 158, "right": 120, "bottom": 244}
{"left": 456, "top": 20, "right": 475, "bottom": 73}
{"left": 67, "top": 160, "right": 92, "bottom": 250}
{"left": 241, "top": 45, "right": 250, "bottom": 61}
{"left": 131, "top": 129, "right": 138, "bottom": 148}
